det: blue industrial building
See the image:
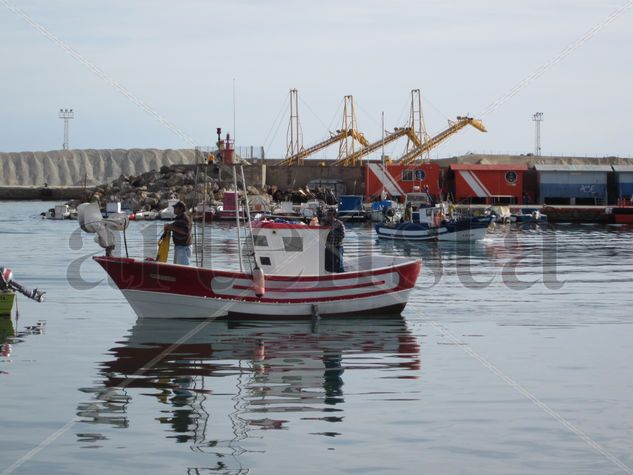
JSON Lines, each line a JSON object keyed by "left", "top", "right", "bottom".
{"left": 535, "top": 164, "right": 611, "bottom": 205}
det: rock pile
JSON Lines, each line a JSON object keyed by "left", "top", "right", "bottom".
{"left": 74, "top": 165, "right": 256, "bottom": 212}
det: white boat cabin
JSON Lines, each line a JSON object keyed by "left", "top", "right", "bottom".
{"left": 404, "top": 193, "right": 446, "bottom": 226}
{"left": 249, "top": 221, "right": 330, "bottom": 276}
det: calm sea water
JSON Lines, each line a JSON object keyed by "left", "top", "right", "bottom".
{"left": 1, "top": 201, "right": 633, "bottom": 475}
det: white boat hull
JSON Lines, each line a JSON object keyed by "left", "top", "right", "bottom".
{"left": 120, "top": 288, "right": 414, "bottom": 319}
{"left": 94, "top": 255, "right": 421, "bottom": 319}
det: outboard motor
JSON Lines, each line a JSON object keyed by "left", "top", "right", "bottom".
{"left": 1, "top": 267, "right": 45, "bottom": 303}
{"left": 77, "top": 203, "right": 129, "bottom": 255}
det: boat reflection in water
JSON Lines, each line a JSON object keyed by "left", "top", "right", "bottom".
{"left": 77, "top": 316, "right": 420, "bottom": 458}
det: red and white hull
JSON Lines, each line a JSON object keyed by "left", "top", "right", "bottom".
{"left": 94, "top": 256, "right": 421, "bottom": 319}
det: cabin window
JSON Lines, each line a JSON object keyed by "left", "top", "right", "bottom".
{"left": 260, "top": 256, "right": 271, "bottom": 266}
{"left": 402, "top": 170, "right": 414, "bottom": 181}
{"left": 282, "top": 236, "right": 303, "bottom": 252}
{"left": 253, "top": 235, "right": 268, "bottom": 247}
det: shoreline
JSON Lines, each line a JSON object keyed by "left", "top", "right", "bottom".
{"left": 0, "top": 186, "right": 92, "bottom": 201}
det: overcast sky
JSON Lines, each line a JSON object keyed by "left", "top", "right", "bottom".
{"left": 1, "top": 0, "right": 632, "bottom": 159}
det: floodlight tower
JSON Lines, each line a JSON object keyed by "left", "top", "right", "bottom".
{"left": 532, "top": 112, "right": 543, "bottom": 156}
{"left": 59, "top": 108, "right": 74, "bottom": 150}
{"left": 285, "top": 89, "right": 303, "bottom": 164}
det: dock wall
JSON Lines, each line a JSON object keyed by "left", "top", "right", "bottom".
{"left": 0, "top": 149, "right": 198, "bottom": 187}
{"left": 263, "top": 160, "right": 365, "bottom": 195}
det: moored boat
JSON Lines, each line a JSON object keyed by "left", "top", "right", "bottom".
{"left": 511, "top": 208, "right": 548, "bottom": 224}
{"left": 0, "top": 267, "right": 45, "bottom": 316}
{"left": 216, "top": 191, "right": 246, "bottom": 220}
{"left": 375, "top": 192, "right": 492, "bottom": 241}
{"left": 93, "top": 221, "right": 421, "bottom": 319}
{"left": 609, "top": 205, "right": 633, "bottom": 224}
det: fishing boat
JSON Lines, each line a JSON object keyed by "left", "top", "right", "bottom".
{"left": 80, "top": 151, "right": 421, "bottom": 320}
{"left": 375, "top": 192, "right": 492, "bottom": 241}
{"left": 92, "top": 220, "right": 421, "bottom": 319}
{"left": 216, "top": 191, "right": 246, "bottom": 221}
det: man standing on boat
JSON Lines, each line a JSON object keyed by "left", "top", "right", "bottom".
{"left": 323, "top": 208, "right": 345, "bottom": 273}
{"left": 164, "top": 201, "right": 192, "bottom": 265}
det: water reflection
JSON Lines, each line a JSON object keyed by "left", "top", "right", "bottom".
{"left": 77, "top": 316, "right": 420, "bottom": 454}
{"left": 0, "top": 316, "right": 46, "bottom": 367}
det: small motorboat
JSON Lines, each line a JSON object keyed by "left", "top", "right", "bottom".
{"left": 0, "top": 267, "right": 45, "bottom": 316}
{"left": 370, "top": 200, "right": 401, "bottom": 222}
{"left": 511, "top": 208, "right": 548, "bottom": 224}
{"left": 41, "top": 204, "right": 73, "bottom": 220}
{"left": 159, "top": 198, "right": 181, "bottom": 221}
{"left": 375, "top": 192, "right": 492, "bottom": 242}
{"left": 134, "top": 209, "right": 160, "bottom": 221}
{"left": 487, "top": 205, "right": 512, "bottom": 224}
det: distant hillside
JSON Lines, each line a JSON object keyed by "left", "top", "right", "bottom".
{"left": 0, "top": 149, "right": 197, "bottom": 187}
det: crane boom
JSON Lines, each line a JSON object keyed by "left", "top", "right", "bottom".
{"left": 397, "top": 117, "right": 487, "bottom": 165}
{"left": 331, "top": 127, "right": 422, "bottom": 167}
{"left": 276, "top": 128, "right": 368, "bottom": 166}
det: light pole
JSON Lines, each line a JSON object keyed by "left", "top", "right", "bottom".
{"left": 58, "top": 108, "right": 74, "bottom": 150}
{"left": 532, "top": 112, "right": 543, "bottom": 156}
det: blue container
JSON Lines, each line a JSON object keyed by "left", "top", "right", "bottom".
{"left": 338, "top": 195, "right": 363, "bottom": 213}
{"left": 338, "top": 195, "right": 366, "bottom": 221}
{"left": 371, "top": 200, "right": 394, "bottom": 212}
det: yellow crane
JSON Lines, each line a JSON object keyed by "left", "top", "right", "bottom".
{"left": 330, "top": 127, "right": 423, "bottom": 167}
{"left": 397, "top": 117, "right": 487, "bottom": 165}
{"left": 276, "top": 128, "right": 369, "bottom": 166}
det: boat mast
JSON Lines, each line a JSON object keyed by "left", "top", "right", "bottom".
{"left": 381, "top": 111, "right": 385, "bottom": 199}
{"left": 200, "top": 146, "right": 210, "bottom": 268}
{"left": 233, "top": 165, "right": 244, "bottom": 272}
{"left": 240, "top": 164, "right": 258, "bottom": 270}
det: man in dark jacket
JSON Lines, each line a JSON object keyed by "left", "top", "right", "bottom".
{"left": 323, "top": 208, "right": 345, "bottom": 273}
{"left": 164, "top": 201, "right": 192, "bottom": 265}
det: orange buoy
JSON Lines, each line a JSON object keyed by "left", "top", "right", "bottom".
{"left": 252, "top": 266, "right": 265, "bottom": 298}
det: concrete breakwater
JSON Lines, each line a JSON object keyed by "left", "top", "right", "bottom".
{"left": 0, "top": 149, "right": 198, "bottom": 187}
